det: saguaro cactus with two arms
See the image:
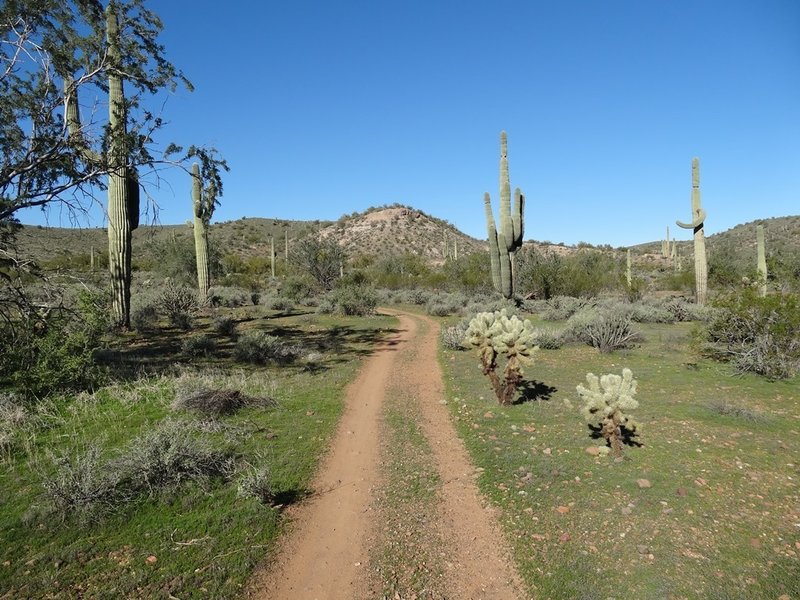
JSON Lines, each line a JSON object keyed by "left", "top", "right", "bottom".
{"left": 484, "top": 131, "right": 524, "bottom": 299}
{"left": 676, "top": 158, "right": 708, "bottom": 305}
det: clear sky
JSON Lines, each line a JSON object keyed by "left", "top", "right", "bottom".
{"left": 22, "top": 0, "right": 800, "bottom": 248}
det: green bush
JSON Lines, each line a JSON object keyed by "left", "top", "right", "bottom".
{"left": 233, "top": 331, "right": 302, "bottom": 365}
{"left": 131, "top": 303, "right": 159, "bottom": 332}
{"left": 697, "top": 289, "right": 800, "bottom": 379}
{"left": 7, "top": 290, "right": 109, "bottom": 399}
{"left": 181, "top": 335, "right": 217, "bottom": 357}
{"left": 212, "top": 316, "right": 237, "bottom": 337}
{"left": 331, "top": 284, "right": 378, "bottom": 316}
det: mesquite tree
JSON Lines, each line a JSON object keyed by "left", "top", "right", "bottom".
{"left": 676, "top": 158, "right": 708, "bottom": 306}
{"left": 483, "top": 131, "right": 525, "bottom": 299}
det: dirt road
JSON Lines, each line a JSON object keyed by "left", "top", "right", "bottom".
{"left": 249, "top": 311, "right": 524, "bottom": 599}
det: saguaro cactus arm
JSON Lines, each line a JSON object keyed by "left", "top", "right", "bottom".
{"left": 676, "top": 158, "right": 707, "bottom": 229}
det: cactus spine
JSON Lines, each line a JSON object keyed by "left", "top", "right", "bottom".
{"left": 676, "top": 158, "right": 708, "bottom": 305}
{"left": 484, "top": 131, "right": 524, "bottom": 299}
{"left": 757, "top": 224, "right": 767, "bottom": 297}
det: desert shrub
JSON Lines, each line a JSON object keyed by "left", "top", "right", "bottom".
{"left": 157, "top": 282, "right": 197, "bottom": 316}
{"left": 583, "top": 310, "right": 642, "bottom": 353}
{"left": 698, "top": 289, "right": 800, "bottom": 379}
{"left": 181, "top": 335, "right": 217, "bottom": 357}
{"left": 250, "top": 292, "right": 261, "bottom": 306}
{"left": 233, "top": 331, "right": 302, "bottom": 365}
{"left": 426, "top": 299, "right": 460, "bottom": 317}
{"left": 465, "top": 309, "right": 538, "bottom": 405}
{"left": 331, "top": 284, "right": 378, "bottom": 316}
{"left": 212, "top": 316, "right": 237, "bottom": 337}
{"left": 131, "top": 303, "right": 159, "bottom": 332}
{"left": 627, "top": 303, "right": 676, "bottom": 324}
{"left": 114, "top": 420, "right": 235, "bottom": 495}
{"left": 172, "top": 388, "right": 276, "bottom": 418}
{"left": 408, "top": 289, "right": 431, "bottom": 305}
{"left": 7, "top": 290, "right": 109, "bottom": 399}
{"left": 315, "top": 295, "right": 337, "bottom": 314}
{"left": 267, "top": 296, "right": 295, "bottom": 311}
{"left": 540, "top": 296, "right": 595, "bottom": 321}
{"left": 281, "top": 276, "right": 315, "bottom": 303}
{"left": 440, "top": 320, "right": 469, "bottom": 350}
{"left": 237, "top": 463, "right": 274, "bottom": 504}
{"left": 707, "top": 400, "right": 764, "bottom": 422}
{"left": 532, "top": 327, "right": 563, "bottom": 349}
{"left": 562, "top": 307, "right": 603, "bottom": 343}
{"left": 577, "top": 368, "right": 640, "bottom": 458}
{"left": 41, "top": 444, "right": 128, "bottom": 523}
{"left": 170, "top": 310, "right": 194, "bottom": 330}
{"left": 207, "top": 286, "right": 249, "bottom": 308}
{"left": 662, "top": 297, "right": 713, "bottom": 322}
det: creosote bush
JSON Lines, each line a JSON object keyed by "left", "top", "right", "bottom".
{"left": 577, "top": 368, "right": 640, "bottom": 458}
{"left": 465, "top": 309, "right": 538, "bottom": 405}
{"left": 181, "top": 334, "right": 217, "bottom": 357}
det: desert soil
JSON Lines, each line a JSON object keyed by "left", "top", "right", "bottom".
{"left": 247, "top": 310, "right": 525, "bottom": 600}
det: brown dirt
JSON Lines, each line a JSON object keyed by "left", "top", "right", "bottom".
{"left": 247, "top": 310, "right": 525, "bottom": 600}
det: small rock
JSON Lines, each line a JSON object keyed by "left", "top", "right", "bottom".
{"left": 749, "top": 538, "right": 761, "bottom": 548}
{"left": 559, "top": 533, "right": 571, "bottom": 543}
{"left": 637, "top": 479, "right": 652, "bottom": 489}
{"left": 637, "top": 545, "right": 649, "bottom": 555}
{"left": 621, "top": 506, "right": 633, "bottom": 515}
{"left": 146, "top": 555, "right": 157, "bottom": 565}
{"left": 543, "top": 448, "right": 552, "bottom": 455}
{"left": 585, "top": 446, "right": 601, "bottom": 456}
{"left": 676, "top": 487, "right": 688, "bottom": 496}
{"left": 305, "top": 410, "right": 315, "bottom": 416}
{"left": 555, "top": 506, "right": 570, "bottom": 514}
{"left": 694, "top": 477, "right": 707, "bottom": 487}
{"left": 484, "top": 411, "right": 494, "bottom": 418}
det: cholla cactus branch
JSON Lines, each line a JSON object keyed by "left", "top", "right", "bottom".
{"left": 466, "top": 309, "right": 538, "bottom": 405}
{"left": 577, "top": 368, "right": 639, "bottom": 457}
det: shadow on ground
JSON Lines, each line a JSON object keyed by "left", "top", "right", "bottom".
{"left": 514, "top": 379, "right": 558, "bottom": 404}
{"left": 99, "top": 308, "right": 401, "bottom": 380}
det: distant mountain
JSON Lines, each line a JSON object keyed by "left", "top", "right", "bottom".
{"left": 12, "top": 209, "right": 799, "bottom": 274}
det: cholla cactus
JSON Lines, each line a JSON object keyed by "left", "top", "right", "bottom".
{"left": 465, "top": 309, "right": 538, "bottom": 405}
{"left": 577, "top": 368, "right": 639, "bottom": 457}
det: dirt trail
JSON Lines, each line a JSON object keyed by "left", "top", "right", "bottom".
{"left": 248, "top": 311, "right": 524, "bottom": 600}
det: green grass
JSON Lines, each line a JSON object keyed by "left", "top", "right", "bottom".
{"left": 0, "top": 307, "right": 397, "bottom": 599}
{"left": 439, "top": 319, "right": 800, "bottom": 600}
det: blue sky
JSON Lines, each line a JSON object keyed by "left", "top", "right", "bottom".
{"left": 24, "top": 0, "right": 800, "bottom": 247}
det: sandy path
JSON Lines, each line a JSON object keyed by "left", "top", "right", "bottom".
{"left": 248, "top": 310, "right": 524, "bottom": 600}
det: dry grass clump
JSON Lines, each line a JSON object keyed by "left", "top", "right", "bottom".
{"left": 172, "top": 388, "right": 276, "bottom": 418}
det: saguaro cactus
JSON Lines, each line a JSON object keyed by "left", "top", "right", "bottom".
{"left": 676, "top": 158, "right": 708, "bottom": 305}
{"left": 757, "top": 224, "right": 767, "bottom": 297}
{"left": 484, "top": 131, "right": 525, "bottom": 299}
{"left": 192, "top": 163, "right": 218, "bottom": 301}
{"left": 65, "top": 3, "right": 139, "bottom": 328}
{"left": 626, "top": 249, "right": 632, "bottom": 287}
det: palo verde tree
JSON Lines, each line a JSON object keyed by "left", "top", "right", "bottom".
{"left": 2, "top": 1, "right": 225, "bottom": 328}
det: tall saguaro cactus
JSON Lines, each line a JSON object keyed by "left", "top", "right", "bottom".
{"left": 192, "top": 163, "right": 218, "bottom": 301}
{"left": 676, "top": 158, "right": 708, "bottom": 305}
{"left": 65, "top": 3, "right": 139, "bottom": 328}
{"left": 484, "top": 131, "right": 525, "bottom": 299}
{"left": 756, "top": 224, "right": 767, "bottom": 297}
